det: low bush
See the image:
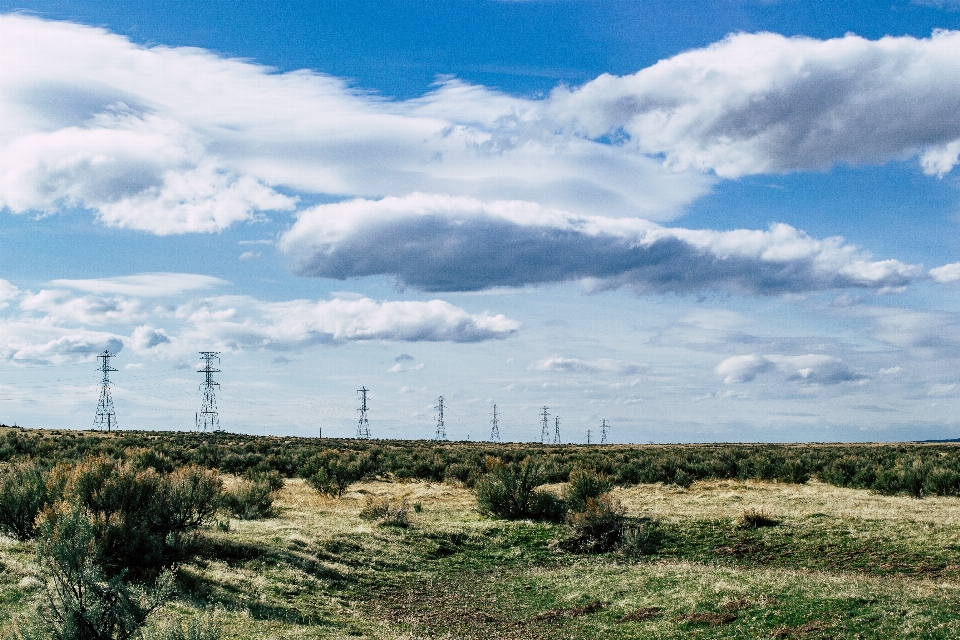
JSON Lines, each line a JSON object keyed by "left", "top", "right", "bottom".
{"left": 143, "top": 608, "right": 223, "bottom": 640}
{"left": 565, "top": 466, "right": 612, "bottom": 513}
{"left": 15, "top": 503, "right": 174, "bottom": 640}
{"left": 475, "top": 457, "right": 566, "bottom": 522}
{"left": 560, "top": 494, "right": 626, "bottom": 553}
{"left": 220, "top": 477, "right": 275, "bottom": 520}
{"left": 736, "top": 507, "right": 779, "bottom": 529}
{"left": 359, "top": 497, "right": 410, "bottom": 527}
{"left": 302, "top": 450, "right": 362, "bottom": 497}
{"left": 0, "top": 460, "right": 47, "bottom": 540}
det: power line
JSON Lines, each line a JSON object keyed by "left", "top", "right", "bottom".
{"left": 356, "top": 387, "right": 371, "bottom": 439}
{"left": 196, "top": 352, "right": 221, "bottom": 432}
{"left": 490, "top": 403, "right": 500, "bottom": 442}
{"left": 93, "top": 350, "right": 118, "bottom": 432}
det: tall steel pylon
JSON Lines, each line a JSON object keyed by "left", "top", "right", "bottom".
{"left": 540, "top": 406, "right": 550, "bottom": 444}
{"left": 586, "top": 429, "right": 592, "bottom": 445}
{"left": 490, "top": 404, "right": 500, "bottom": 442}
{"left": 553, "top": 416, "right": 561, "bottom": 445}
{"left": 93, "top": 350, "right": 118, "bottom": 432}
{"left": 600, "top": 419, "right": 609, "bottom": 444}
{"left": 356, "top": 387, "right": 371, "bottom": 439}
{"left": 435, "top": 396, "right": 446, "bottom": 441}
{"left": 196, "top": 352, "right": 221, "bottom": 432}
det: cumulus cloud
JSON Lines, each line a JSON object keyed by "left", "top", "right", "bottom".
{"left": 716, "top": 353, "right": 865, "bottom": 385}
{"left": 530, "top": 356, "right": 645, "bottom": 375}
{"left": 0, "top": 279, "right": 19, "bottom": 309}
{"left": 0, "top": 322, "right": 124, "bottom": 364}
{"left": 177, "top": 296, "right": 520, "bottom": 347}
{"left": 49, "top": 273, "right": 227, "bottom": 297}
{"left": 131, "top": 325, "right": 171, "bottom": 351}
{"left": 548, "top": 30, "right": 960, "bottom": 177}
{"left": 929, "top": 262, "right": 960, "bottom": 283}
{"left": 20, "top": 289, "right": 145, "bottom": 325}
{"left": 280, "top": 193, "right": 921, "bottom": 294}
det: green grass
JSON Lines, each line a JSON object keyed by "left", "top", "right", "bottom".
{"left": 3, "top": 476, "right": 960, "bottom": 638}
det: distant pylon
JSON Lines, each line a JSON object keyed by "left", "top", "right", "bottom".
{"left": 196, "top": 352, "right": 221, "bottom": 432}
{"left": 356, "top": 387, "right": 371, "bottom": 439}
{"left": 93, "top": 350, "right": 118, "bottom": 432}
{"left": 435, "top": 396, "right": 446, "bottom": 440}
{"left": 540, "top": 406, "right": 550, "bottom": 444}
{"left": 600, "top": 419, "right": 609, "bottom": 444}
{"left": 553, "top": 416, "right": 561, "bottom": 445}
{"left": 490, "top": 404, "right": 500, "bottom": 442}
{"left": 587, "top": 429, "right": 592, "bottom": 445}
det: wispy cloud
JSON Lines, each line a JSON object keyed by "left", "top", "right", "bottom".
{"left": 716, "top": 353, "right": 866, "bottom": 385}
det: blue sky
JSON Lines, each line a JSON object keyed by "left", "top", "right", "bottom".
{"left": 3, "top": 0, "right": 960, "bottom": 442}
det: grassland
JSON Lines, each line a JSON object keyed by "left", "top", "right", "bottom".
{"left": 5, "top": 466, "right": 960, "bottom": 639}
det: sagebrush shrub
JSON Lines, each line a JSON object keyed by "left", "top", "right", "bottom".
{"left": 359, "top": 497, "right": 410, "bottom": 527}
{"left": 0, "top": 460, "right": 48, "bottom": 540}
{"left": 566, "top": 466, "right": 612, "bottom": 513}
{"left": 736, "top": 507, "right": 779, "bottom": 529}
{"left": 22, "top": 503, "right": 174, "bottom": 640}
{"left": 303, "top": 450, "right": 361, "bottom": 497}
{"left": 561, "top": 494, "right": 626, "bottom": 553}
{"left": 475, "top": 457, "right": 566, "bottom": 522}
{"left": 143, "top": 608, "right": 223, "bottom": 640}
{"left": 220, "top": 477, "right": 275, "bottom": 520}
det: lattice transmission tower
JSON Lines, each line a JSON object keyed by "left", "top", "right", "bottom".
{"left": 435, "top": 396, "right": 446, "bottom": 440}
{"left": 490, "top": 404, "right": 500, "bottom": 442}
{"left": 553, "top": 416, "right": 561, "bottom": 445}
{"left": 356, "top": 387, "right": 371, "bottom": 439}
{"left": 196, "top": 352, "right": 221, "bottom": 432}
{"left": 600, "top": 419, "right": 609, "bottom": 444}
{"left": 586, "top": 429, "right": 592, "bottom": 445}
{"left": 93, "top": 350, "right": 118, "bottom": 432}
{"left": 540, "top": 406, "right": 550, "bottom": 444}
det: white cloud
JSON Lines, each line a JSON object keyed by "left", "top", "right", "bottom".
{"left": 280, "top": 193, "right": 922, "bottom": 294}
{"left": 131, "top": 325, "right": 171, "bottom": 351}
{"left": 530, "top": 356, "right": 646, "bottom": 375}
{"left": 929, "top": 262, "right": 960, "bottom": 283}
{"left": 717, "top": 353, "right": 865, "bottom": 385}
{"left": 19, "top": 289, "right": 145, "bottom": 325}
{"left": 0, "top": 14, "right": 710, "bottom": 233}
{"left": 0, "top": 279, "right": 19, "bottom": 309}
{"left": 49, "top": 273, "right": 227, "bottom": 297}
{"left": 0, "top": 321, "right": 124, "bottom": 364}
{"left": 177, "top": 295, "right": 520, "bottom": 347}
{"left": 238, "top": 251, "right": 261, "bottom": 261}
{"left": 548, "top": 30, "right": 960, "bottom": 177}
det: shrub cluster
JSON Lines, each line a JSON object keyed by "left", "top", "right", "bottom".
{"left": 220, "top": 471, "right": 282, "bottom": 520}
{"left": 4, "top": 427, "right": 960, "bottom": 499}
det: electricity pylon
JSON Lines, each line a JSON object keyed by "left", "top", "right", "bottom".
{"left": 490, "top": 404, "right": 500, "bottom": 442}
{"left": 435, "top": 396, "right": 446, "bottom": 440}
{"left": 540, "top": 406, "right": 550, "bottom": 444}
{"left": 196, "top": 352, "right": 221, "bottom": 432}
{"left": 93, "top": 350, "right": 118, "bottom": 432}
{"left": 357, "top": 387, "right": 371, "bottom": 439}
{"left": 600, "top": 419, "right": 609, "bottom": 444}
{"left": 553, "top": 416, "right": 561, "bottom": 445}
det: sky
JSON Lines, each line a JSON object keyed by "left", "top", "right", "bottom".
{"left": 3, "top": 1, "right": 960, "bottom": 443}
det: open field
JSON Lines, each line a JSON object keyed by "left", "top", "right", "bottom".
{"left": 4, "top": 452, "right": 960, "bottom": 638}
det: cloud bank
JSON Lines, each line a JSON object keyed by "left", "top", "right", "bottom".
{"left": 0, "top": 275, "right": 521, "bottom": 364}
{"left": 4, "top": 15, "right": 960, "bottom": 238}
{"left": 280, "top": 193, "right": 922, "bottom": 294}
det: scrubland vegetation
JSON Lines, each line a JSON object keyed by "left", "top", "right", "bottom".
{"left": 2, "top": 426, "right": 960, "bottom": 638}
